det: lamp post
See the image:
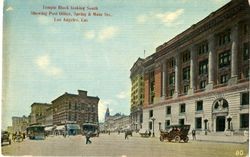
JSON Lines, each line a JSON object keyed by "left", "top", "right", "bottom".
{"left": 158, "top": 122, "right": 162, "bottom": 131}
{"left": 151, "top": 117, "right": 156, "bottom": 137}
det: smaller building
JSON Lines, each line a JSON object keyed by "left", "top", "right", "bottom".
{"left": 12, "top": 116, "right": 29, "bottom": 133}
{"left": 30, "top": 103, "right": 52, "bottom": 125}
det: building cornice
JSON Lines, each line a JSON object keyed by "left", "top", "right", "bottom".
{"left": 154, "top": 0, "right": 249, "bottom": 61}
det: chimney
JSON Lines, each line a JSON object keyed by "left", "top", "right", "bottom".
{"left": 78, "top": 90, "right": 87, "bottom": 97}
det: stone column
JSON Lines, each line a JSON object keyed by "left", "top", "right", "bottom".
{"left": 188, "top": 45, "right": 196, "bottom": 95}
{"left": 174, "top": 53, "right": 180, "bottom": 98}
{"left": 206, "top": 35, "right": 215, "bottom": 91}
{"left": 161, "top": 60, "right": 167, "bottom": 99}
{"left": 229, "top": 24, "right": 238, "bottom": 85}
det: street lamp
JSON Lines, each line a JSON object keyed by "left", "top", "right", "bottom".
{"left": 151, "top": 117, "right": 156, "bottom": 137}
{"left": 158, "top": 122, "right": 162, "bottom": 131}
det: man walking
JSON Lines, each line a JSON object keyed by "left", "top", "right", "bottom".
{"left": 85, "top": 132, "right": 92, "bottom": 144}
{"left": 125, "top": 131, "right": 128, "bottom": 140}
{"left": 192, "top": 129, "right": 196, "bottom": 140}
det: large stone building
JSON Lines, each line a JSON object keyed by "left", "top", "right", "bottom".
{"left": 130, "top": 58, "right": 144, "bottom": 131}
{"left": 12, "top": 116, "right": 29, "bottom": 133}
{"left": 52, "top": 90, "right": 99, "bottom": 126}
{"left": 30, "top": 103, "right": 52, "bottom": 125}
{"left": 141, "top": 0, "right": 249, "bottom": 136}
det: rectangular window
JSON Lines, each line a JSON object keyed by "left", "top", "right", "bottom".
{"left": 170, "top": 89, "right": 175, "bottom": 96}
{"left": 240, "top": 114, "right": 249, "bottom": 128}
{"left": 244, "top": 24, "right": 249, "bottom": 35}
{"left": 165, "top": 120, "right": 170, "bottom": 129}
{"left": 169, "top": 72, "right": 175, "bottom": 85}
{"left": 169, "top": 58, "right": 175, "bottom": 68}
{"left": 243, "top": 42, "right": 249, "bottom": 60}
{"left": 219, "top": 50, "right": 231, "bottom": 68}
{"left": 218, "top": 30, "right": 231, "bottom": 46}
{"left": 198, "top": 42, "right": 209, "bottom": 55}
{"left": 166, "top": 106, "right": 171, "bottom": 115}
{"left": 150, "top": 71, "right": 155, "bottom": 104}
{"left": 184, "top": 85, "right": 189, "bottom": 94}
{"left": 149, "top": 121, "right": 153, "bottom": 130}
{"left": 195, "top": 117, "right": 202, "bottom": 129}
{"left": 179, "top": 119, "right": 185, "bottom": 125}
{"left": 200, "top": 80, "right": 206, "bottom": 89}
{"left": 180, "top": 103, "right": 186, "bottom": 113}
{"left": 183, "top": 67, "right": 190, "bottom": 80}
{"left": 243, "top": 67, "right": 249, "bottom": 78}
{"left": 199, "top": 59, "right": 208, "bottom": 75}
{"left": 69, "top": 102, "right": 71, "bottom": 109}
{"left": 241, "top": 92, "right": 249, "bottom": 105}
{"left": 149, "top": 110, "right": 153, "bottom": 118}
{"left": 182, "top": 51, "right": 191, "bottom": 63}
{"left": 220, "top": 74, "right": 229, "bottom": 84}
{"left": 196, "top": 101, "right": 203, "bottom": 111}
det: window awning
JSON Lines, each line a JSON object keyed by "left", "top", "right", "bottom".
{"left": 45, "top": 126, "right": 54, "bottom": 131}
{"left": 56, "top": 125, "right": 65, "bottom": 130}
{"left": 66, "top": 124, "right": 80, "bottom": 130}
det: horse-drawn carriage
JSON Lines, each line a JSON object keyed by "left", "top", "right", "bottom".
{"left": 159, "top": 125, "right": 190, "bottom": 143}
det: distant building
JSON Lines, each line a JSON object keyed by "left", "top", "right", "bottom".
{"left": 7, "top": 126, "right": 13, "bottom": 134}
{"left": 30, "top": 103, "right": 52, "bottom": 125}
{"left": 104, "top": 112, "right": 130, "bottom": 131}
{"left": 130, "top": 58, "right": 144, "bottom": 131}
{"left": 52, "top": 90, "right": 99, "bottom": 126}
{"left": 104, "top": 107, "right": 110, "bottom": 121}
{"left": 12, "top": 116, "right": 29, "bottom": 133}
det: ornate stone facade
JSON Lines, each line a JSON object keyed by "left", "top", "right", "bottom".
{"left": 142, "top": 0, "right": 249, "bottom": 136}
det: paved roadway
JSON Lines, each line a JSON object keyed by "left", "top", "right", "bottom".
{"left": 1, "top": 133, "right": 249, "bottom": 157}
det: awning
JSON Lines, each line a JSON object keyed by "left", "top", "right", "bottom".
{"left": 45, "top": 126, "right": 53, "bottom": 131}
{"left": 56, "top": 125, "right": 65, "bottom": 130}
{"left": 66, "top": 124, "right": 80, "bottom": 130}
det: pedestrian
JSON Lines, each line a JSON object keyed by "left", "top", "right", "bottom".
{"left": 125, "top": 131, "right": 128, "bottom": 140}
{"left": 192, "top": 129, "right": 196, "bottom": 140}
{"left": 85, "top": 132, "right": 92, "bottom": 144}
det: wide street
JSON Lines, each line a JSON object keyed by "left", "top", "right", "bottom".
{"left": 1, "top": 133, "right": 249, "bottom": 157}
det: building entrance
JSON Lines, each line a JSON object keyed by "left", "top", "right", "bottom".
{"left": 216, "top": 116, "right": 225, "bottom": 131}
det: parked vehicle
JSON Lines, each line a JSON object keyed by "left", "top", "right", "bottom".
{"left": 1, "top": 131, "right": 11, "bottom": 145}
{"left": 159, "top": 125, "right": 190, "bottom": 143}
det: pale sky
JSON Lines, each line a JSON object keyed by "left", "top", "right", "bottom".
{"left": 2, "top": 0, "right": 230, "bottom": 129}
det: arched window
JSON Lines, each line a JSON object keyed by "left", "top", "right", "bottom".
{"left": 213, "top": 98, "right": 229, "bottom": 110}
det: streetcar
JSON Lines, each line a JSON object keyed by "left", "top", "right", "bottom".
{"left": 82, "top": 123, "right": 99, "bottom": 137}
{"left": 26, "top": 125, "right": 45, "bottom": 140}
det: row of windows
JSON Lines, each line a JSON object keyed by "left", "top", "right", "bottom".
{"left": 163, "top": 113, "right": 249, "bottom": 130}
{"left": 164, "top": 92, "right": 249, "bottom": 115}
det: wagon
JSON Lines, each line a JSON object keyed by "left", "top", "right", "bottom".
{"left": 159, "top": 125, "right": 190, "bottom": 143}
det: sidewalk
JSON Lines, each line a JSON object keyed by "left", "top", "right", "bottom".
{"left": 191, "top": 134, "right": 249, "bottom": 144}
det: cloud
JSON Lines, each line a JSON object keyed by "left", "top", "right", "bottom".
{"left": 155, "top": 9, "right": 184, "bottom": 26}
{"left": 98, "top": 26, "right": 119, "bottom": 41}
{"left": 37, "top": 16, "right": 51, "bottom": 25}
{"left": 6, "top": 6, "right": 13, "bottom": 12}
{"left": 116, "top": 90, "right": 130, "bottom": 99}
{"left": 210, "top": 0, "right": 229, "bottom": 5}
{"left": 35, "top": 54, "right": 63, "bottom": 77}
{"left": 84, "top": 31, "right": 96, "bottom": 39}
{"left": 137, "top": 9, "right": 184, "bottom": 27}
{"left": 84, "top": 26, "right": 119, "bottom": 42}
{"left": 137, "top": 15, "right": 147, "bottom": 24}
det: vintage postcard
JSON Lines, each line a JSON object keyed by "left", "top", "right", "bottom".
{"left": 1, "top": 0, "right": 249, "bottom": 156}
